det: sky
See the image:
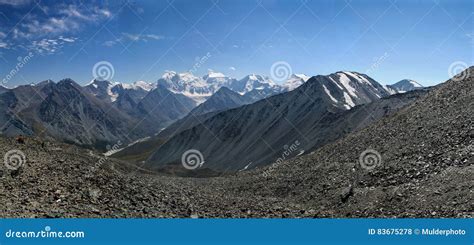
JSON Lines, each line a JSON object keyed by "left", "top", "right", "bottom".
{"left": 0, "top": 0, "right": 472, "bottom": 87}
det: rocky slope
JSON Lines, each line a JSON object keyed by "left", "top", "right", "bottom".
{"left": 0, "top": 79, "right": 150, "bottom": 150}
{"left": 225, "top": 67, "right": 473, "bottom": 217}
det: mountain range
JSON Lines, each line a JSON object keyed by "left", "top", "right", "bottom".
{"left": 141, "top": 71, "right": 424, "bottom": 173}
{"left": 1, "top": 67, "right": 470, "bottom": 218}
{"left": 0, "top": 70, "right": 420, "bottom": 152}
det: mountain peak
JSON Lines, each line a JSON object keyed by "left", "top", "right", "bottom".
{"left": 388, "top": 79, "right": 423, "bottom": 93}
{"left": 162, "top": 70, "right": 178, "bottom": 80}
{"left": 214, "top": 86, "right": 235, "bottom": 95}
{"left": 121, "top": 81, "right": 155, "bottom": 91}
{"left": 393, "top": 79, "right": 423, "bottom": 88}
{"left": 204, "top": 70, "right": 226, "bottom": 79}
{"left": 291, "top": 73, "right": 310, "bottom": 81}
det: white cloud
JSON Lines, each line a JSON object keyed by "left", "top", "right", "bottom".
{"left": 13, "top": 4, "right": 111, "bottom": 40}
{"left": 122, "top": 33, "right": 164, "bottom": 42}
{"left": 104, "top": 33, "right": 164, "bottom": 46}
{"left": 0, "top": 42, "right": 7, "bottom": 49}
{"left": 103, "top": 40, "right": 116, "bottom": 47}
{"left": 229, "top": 66, "right": 236, "bottom": 71}
{"left": 29, "top": 36, "right": 77, "bottom": 54}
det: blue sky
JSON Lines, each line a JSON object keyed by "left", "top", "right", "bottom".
{"left": 0, "top": 0, "right": 472, "bottom": 87}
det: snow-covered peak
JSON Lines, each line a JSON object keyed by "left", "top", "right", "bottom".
{"left": 388, "top": 79, "right": 423, "bottom": 94}
{"left": 157, "top": 70, "right": 230, "bottom": 104}
{"left": 83, "top": 79, "right": 120, "bottom": 102}
{"left": 292, "top": 74, "right": 311, "bottom": 81}
{"left": 281, "top": 74, "right": 310, "bottom": 91}
{"left": 321, "top": 71, "right": 392, "bottom": 110}
{"left": 122, "top": 81, "right": 155, "bottom": 91}
{"left": 162, "top": 70, "right": 178, "bottom": 80}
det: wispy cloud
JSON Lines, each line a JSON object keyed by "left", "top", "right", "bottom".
{"left": 104, "top": 33, "right": 164, "bottom": 47}
{"left": 28, "top": 36, "right": 77, "bottom": 54}
{"left": 14, "top": 4, "right": 111, "bottom": 39}
{"left": 0, "top": 0, "right": 32, "bottom": 7}
{"left": 7, "top": 3, "right": 110, "bottom": 54}
{"left": 229, "top": 66, "right": 236, "bottom": 71}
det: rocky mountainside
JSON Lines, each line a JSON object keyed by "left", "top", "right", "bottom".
{"left": 84, "top": 80, "right": 154, "bottom": 104}
{"left": 0, "top": 79, "right": 149, "bottom": 150}
{"left": 228, "top": 67, "right": 473, "bottom": 217}
{"left": 0, "top": 85, "right": 8, "bottom": 94}
{"left": 110, "top": 86, "right": 260, "bottom": 163}
{"left": 0, "top": 69, "right": 471, "bottom": 218}
{"left": 187, "top": 86, "right": 254, "bottom": 117}
{"left": 133, "top": 85, "right": 197, "bottom": 128}
{"left": 144, "top": 71, "right": 397, "bottom": 172}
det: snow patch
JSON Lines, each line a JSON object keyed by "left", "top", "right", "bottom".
{"left": 343, "top": 91, "right": 355, "bottom": 108}
{"left": 338, "top": 73, "right": 358, "bottom": 98}
{"left": 322, "top": 84, "right": 338, "bottom": 103}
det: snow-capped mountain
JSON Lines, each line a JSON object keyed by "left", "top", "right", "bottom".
{"left": 320, "top": 71, "right": 392, "bottom": 109}
{"left": 227, "top": 74, "right": 277, "bottom": 94}
{"left": 84, "top": 80, "right": 154, "bottom": 103}
{"left": 154, "top": 70, "right": 311, "bottom": 104}
{"left": 202, "top": 70, "right": 237, "bottom": 89}
{"left": 121, "top": 81, "right": 156, "bottom": 91}
{"left": 388, "top": 79, "right": 423, "bottom": 93}
{"left": 144, "top": 71, "right": 397, "bottom": 172}
{"left": 83, "top": 79, "right": 120, "bottom": 102}
{"left": 156, "top": 71, "right": 215, "bottom": 104}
